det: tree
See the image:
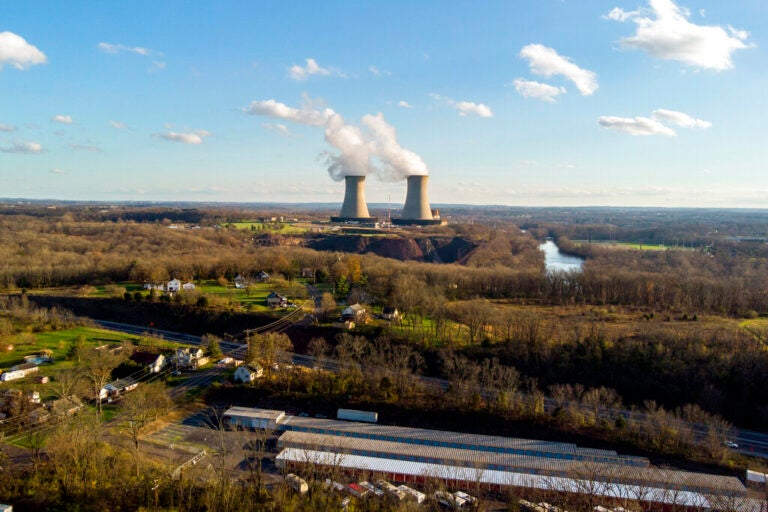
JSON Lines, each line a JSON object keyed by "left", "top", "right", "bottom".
{"left": 319, "top": 292, "right": 337, "bottom": 322}
{"left": 80, "top": 346, "right": 125, "bottom": 416}
{"left": 204, "top": 334, "right": 223, "bottom": 360}
{"left": 119, "top": 381, "right": 173, "bottom": 477}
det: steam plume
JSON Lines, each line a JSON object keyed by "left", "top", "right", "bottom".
{"left": 245, "top": 97, "right": 428, "bottom": 182}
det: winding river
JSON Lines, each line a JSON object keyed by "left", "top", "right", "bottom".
{"left": 539, "top": 240, "right": 584, "bottom": 273}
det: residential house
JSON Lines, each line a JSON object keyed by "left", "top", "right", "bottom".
{"left": 172, "top": 347, "right": 205, "bottom": 369}
{"left": 1, "top": 362, "right": 39, "bottom": 381}
{"left": 266, "top": 291, "right": 287, "bottom": 308}
{"left": 341, "top": 304, "right": 366, "bottom": 322}
{"left": 130, "top": 351, "right": 166, "bottom": 373}
{"left": 100, "top": 377, "right": 139, "bottom": 400}
{"left": 49, "top": 395, "right": 84, "bottom": 417}
{"left": 382, "top": 307, "right": 401, "bottom": 322}
{"left": 234, "top": 274, "right": 248, "bottom": 289}
{"left": 182, "top": 282, "right": 196, "bottom": 291}
{"left": 256, "top": 271, "right": 270, "bottom": 282}
{"left": 216, "top": 357, "right": 243, "bottom": 368}
{"left": 166, "top": 279, "right": 181, "bottom": 293}
{"left": 233, "top": 364, "right": 264, "bottom": 383}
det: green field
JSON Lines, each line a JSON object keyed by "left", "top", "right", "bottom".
{"left": 573, "top": 240, "right": 672, "bottom": 251}
{"left": 228, "top": 221, "right": 311, "bottom": 234}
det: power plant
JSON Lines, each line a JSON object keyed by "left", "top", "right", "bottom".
{"left": 330, "top": 175, "right": 377, "bottom": 223}
{"left": 393, "top": 175, "right": 443, "bottom": 226}
{"left": 330, "top": 173, "right": 443, "bottom": 226}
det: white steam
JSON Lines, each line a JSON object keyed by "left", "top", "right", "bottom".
{"left": 245, "top": 97, "right": 428, "bottom": 182}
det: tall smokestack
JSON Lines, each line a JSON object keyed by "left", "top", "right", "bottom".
{"left": 401, "top": 175, "right": 433, "bottom": 220}
{"left": 339, "top": 175, "right": 371, "bottom": 219}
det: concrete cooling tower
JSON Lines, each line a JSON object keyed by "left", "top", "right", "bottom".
{"left": 330, "top": 175, "right": 377, "bottom": 223}
{"left": 394, "top": 175, "right": 443, "bottom": 226}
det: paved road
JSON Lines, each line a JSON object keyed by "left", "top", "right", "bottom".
{"left": 92, "top": 319, "right": 768, "bottom": 459}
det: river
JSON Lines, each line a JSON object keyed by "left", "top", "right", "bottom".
{"left": 539, "top": 240, "right": 584, "bottom": 273}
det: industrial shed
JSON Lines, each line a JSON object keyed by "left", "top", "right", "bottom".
{"left": 222, "top": 407, "right": 285, "bottom": 430}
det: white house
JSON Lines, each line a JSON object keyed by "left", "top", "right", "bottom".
{"left": 342, "top": 304, "right": 366, "bottom": 322}
{"left": 182, "top": 282, "right": 196, "bottom": 291}
{"left": 100, "top": 377, "right": 139, "bottom": 400}
{"left": 130, "top": 352, "right": 166, "bottom": 373}
{"left": 172, "top": 347, "right": 206, "bottom": 369}
{"left": 233, "top": 364, "right": 263, "bottom": 383}
{"left": 166, "top": 279, "right": 181, "bottom": 292}
{"left": 234, "top": 274, "right": 248, "bottom": 289}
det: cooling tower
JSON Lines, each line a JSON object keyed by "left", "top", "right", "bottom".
{"left": 331, "top": 175, "right": 377, "bottom": 223}
{"left": 401, "top": 175, "right": 433, "bottom": 220}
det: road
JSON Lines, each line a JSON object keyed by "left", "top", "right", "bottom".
{"left": 92, "top": 319, "right": 768, "bottom": 459}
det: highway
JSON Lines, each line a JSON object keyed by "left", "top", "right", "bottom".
{"left": 91, "top": 318, "right": 768, "bottom": 459}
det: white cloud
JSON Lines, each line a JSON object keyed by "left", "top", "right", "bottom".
{"left": 1, "top": 141, "right": 43, "bottom": 154}
{"left": 244, "top": 98, "right": 334, "bottom": 126}
{"left": 453, "top": 101, "right": 493, "bottom": 118}
{"left": 0, "top": 32, "right": 47, "bottom": 71}
{"left": 50, "top": 168, "right": 65, "bottom": 175}
{"left": 652, "top": 108, "right": 711, "bottom": 129}
{"left": 109, "top": 120, "right": 126, "bottom": 129}
{"left": 0, "top": 123, "right": 16, "bottom": 132}
{"left": 512, "top": 78, "right": 567, "bottom": 103}
{"left": 397, "top": 100, "right": 413, "bottom": 109}
{"left": 288, "top": 58, "right": 337, "bottom": 81}
{"left": 597, "top": 115, "right": 677, "bottom": 136}
{"left": 52, "top": 114, "right": 73, "bottom": 125}
{"left": 430, "top": 93, "right": 493, "bottom": 118}
{"left": 97, "top": 42, "right": 154, "bottom": 56}
{"left": 603, "top": 7, "right": 641, "bottom": 22}
{"left": 369, "top": 65, "right": 391, "bottom": 77}
{"left": 520, "top": 44, "right": 598, "bottom": 95}
{"left": 608, "top": 0, "right": 751, "bottom": 71}
{"left": 149, "top": 61, "right": 166, "bottom": 72}
{"left": 154, "top": 130, "right": 210, "bottom": 145}
{"left": 263, "top": 123, "right": 293, "bottom": 137}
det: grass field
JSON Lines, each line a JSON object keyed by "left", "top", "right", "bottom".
{"left": 228, "top": 221, "right": 311, "bottom": 234}
{"left": 573, "top": 240, "right": 670, "bottom": 251}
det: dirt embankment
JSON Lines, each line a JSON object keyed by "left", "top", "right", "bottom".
{"left": 306, "top": 235, "right": 477, "bottom": 263}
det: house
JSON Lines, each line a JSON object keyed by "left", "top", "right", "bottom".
{"left": 171, "top": 347, "right": 206, "bottom": 369}
{"left": 166, "top": 279, "right": 181, "bottom": 293}
{"left": 29, "top": 390, "right": 41, "bottom": 404}
{"left": 233, "top": 364, "right": 264, "bottom": 383}
{"left": 1, "top": 362, "right": 39, "bottom": 381}
{"left": 49, "top": 395, "right": 83, "bottom": 417}
{"left": 382, "top": 307, "right": 401, "bottom": 321}
{"left": 130, "top": 351, "right": 166, "bottom": 373}
{"left": 341, "top": 304, "right": 366, "bottom": 322}
{"left": 100, "top": 377, "right": 139, "bottom": 400}
{"left": 182, "top": 282, "right": 196, "bottom": 291}
{"left": 256, "top": 271, "right": 271, "bottom": 282}
{"left": 266, "top": 291, "right": 287, "bottom": 308}
{"left": 234, "top": 274, "right": 248, "bottom": 289}
{"left": 216, "top": 357, "right": 243, "bottom": 368}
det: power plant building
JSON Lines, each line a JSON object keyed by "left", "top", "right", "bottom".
{"left": 331, "top": 175, "right": 377, "bottom": 223}
{"left": 394, "top": 175, "right": 443, "bottom": 226}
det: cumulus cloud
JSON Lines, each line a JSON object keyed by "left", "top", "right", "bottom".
{"left": 1, "top": 141, "right": 44, "bottom": 154}
{"left": 0, "top": 123, "right": 16, "bottom": 132}
{"left": 154, "top": 129, "right": 210, "bottom": 145}
{"left": 652, "top": 108, "right": 711, "bottom": 129}
{"left": 512, "top": 78, "right": 567, "bottom": 103}
{"left": 109, "top": 120, "right": 126, "bottom": 129}
{"left": 0, "top": 32, "right": 47, "bottom": 71}
{"left": 597, "top": 115, "right": 677, "bottom": 136}
{"left": 607, "top": 0, "right": 751, "bottom": 70}
{"left": 398, "top": 100, "right": 413, "bottom": 109}
{"left": 97, "top": 42, "right": 154, "bottom": 56}
{"left": 52, "top": 114, "right": 73, "bottom": 124}
{"left": 430, "top": 94, "right": 493, "bottom": 118}
{"left": 244, "top": 96, "right": 427, "bottom": 182}
{"left": 520, "top": 44, "right": 598, "bottom": 95}
{"left": 288, "top": 58, "right": 335, "bottom": 81}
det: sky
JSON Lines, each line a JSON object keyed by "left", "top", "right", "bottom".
{"left": 1, "top": 0, "right": 766, "bottom": 208}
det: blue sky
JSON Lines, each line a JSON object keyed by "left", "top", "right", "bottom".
{"left": 1, "top": 0, "right": 765, "bottom": 207}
